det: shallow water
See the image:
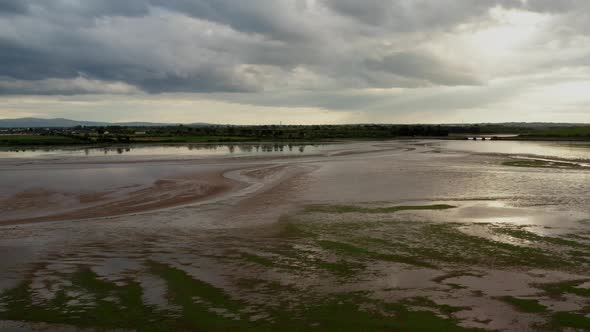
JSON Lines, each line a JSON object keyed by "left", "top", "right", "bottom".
{"left": 0, "top": 143, "right": 338, "bottom": 159}
{"left": 0, "top": 139, "right": 589, "bottom": 331}
{"left": 434, "top": 140, "right": 590, "bottom": 160}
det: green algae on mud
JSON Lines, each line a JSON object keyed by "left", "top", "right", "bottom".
{"left": 251, "top": 203, "right": 588, "bottom": 283}
{"left": 278, "top": 211, "right": 588, "bottom": 271}
{"left": 551, "top": 312, "right": 590, "bottom": 330}
{"left": 0, "top": 267, "right": 170, "bottom": 331}
{"left": 317, "top": 239, "right": 435, "bottom": 268}
{"left": 305, "top": 204, "right": 456, "bottom": 214}
{"left": 536, "top": 279, "right": 590, "bottom": 298}
{"left": 502, "top": 159, "right": 584, "bottom": 169}
{"left": 499, "top": 297, "right": 547, "bottom": 313}
{"left": 492, "top": 225, "right": 590, "bottom": 250}
{"left": 497, "top": 296, "right": 590, "bottom": 330}
{"left": 0, "top": 263, "right": 481, "bottom": 332}
{"left": 1, "top": 202, "right": 589, "bottom": 331}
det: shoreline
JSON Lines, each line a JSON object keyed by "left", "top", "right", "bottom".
{"left": 3, "top": 136, "right": 590, "bottom": 150}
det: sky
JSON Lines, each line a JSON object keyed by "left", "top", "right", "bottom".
{"left": 1, "top": 0, "right": 590, "bottom": 124}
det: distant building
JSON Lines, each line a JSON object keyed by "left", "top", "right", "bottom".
{"left": 134, "top": 131, "right": 146, "bottom": 135}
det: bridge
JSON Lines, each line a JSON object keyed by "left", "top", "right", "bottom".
{"left": 464, "top": 136, "right": 494, "bottom": 140}
{"left": 449, "top": 135, "right": 498, "bottom": 140}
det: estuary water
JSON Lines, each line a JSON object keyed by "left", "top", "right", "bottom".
{"left": 433, "top": 139, "right": 590, "bottom": 160}
{"left": 0, "top": 139, "right": 589, "bottom": 331}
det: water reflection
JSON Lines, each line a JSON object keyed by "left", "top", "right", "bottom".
{"left": 0, "top": 143, "right": 327, "bottom": 159}
{"left": 435, "top": 140, "right": 590, "bottom": 161}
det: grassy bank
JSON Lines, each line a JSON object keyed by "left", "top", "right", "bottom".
{"left": 0, "top": 134, "right": 268, "bottom": 146}
{"left": 522, "top": 126, "right": 590, "bottom": 138}
{"left": 0, "top": 135, "right": 88, "bottom": 146}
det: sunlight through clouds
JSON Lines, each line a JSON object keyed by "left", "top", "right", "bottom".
{"left": 0, "top": 0, "right": 589, "bottom": 123}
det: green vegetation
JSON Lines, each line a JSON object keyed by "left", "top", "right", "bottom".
{"left": 0, "top": 134, "right": 257, "bottom": 146}
{"left": 402, "top": 297, "right": 468, "bottom": 316}
{"left": 306, "top": 204, "right": 456, "bottom": 214}
{"left": 0, "top": 263, "right": 482, "bottom": 331}
{"left": 1, "top": 122, "right": 539, "bottom": 147}
{"left": 132, "top": 136, "right": 256, "bottom": 143}
{"left": 0, "top": 267, "right": 168, "bottom": 331}
{"left": 499, "top": 297, "right": 547, "bottom": 313}
{"left": 2, "top": 202, "right": 589, "bottom": 331}
{"left": 239, "top": 253, "right": 276, "bottom": 267}
{"left": 294, "top": 221, "right": 581, "bottom": 270}
{"left": 523, "top": 126, "right": 590, "bottom": 138}
{"left": 148, "top": 261, "right": 248, "bottom": 331}
{"left": 503, "top": 159, "right": 583, "bottom": 169}
{"left": 492, "top": 226, "right": 590, "bottom": 250}
{"left": 7, "top": 123, "right": 590, "bottom": 147}
{"left": 537, "top": 279, "right": 590, "bottom": 298}
{"left": 259, "top": 204, "right": 588, "bottom": 279}
{"left": 550, "top": 312, "right": 590, "bottom": 329}
{"left": 295, "top": 293, "right": 482, "bottom": 332}
{"left": 0, "top": 134, "right": 87, "bottom": 145}
{"left": 1, "top": 124, "right": 456, "bottom": 146}
{"left": 415, "top": 223, "right": 575, "bottom": 269}
{"left": 431, "top": 271, "right": 484, "bottom": 284}
{"left": 317, "top": 239, "right": 435, "bottom": 268}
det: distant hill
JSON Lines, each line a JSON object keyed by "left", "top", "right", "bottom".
{"left": 0, "top": 118, "right": 211, "bottom": 128}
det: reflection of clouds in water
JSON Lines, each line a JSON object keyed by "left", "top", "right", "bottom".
{"left": 448, "top": 201, "right": 589, "bottom": 230}
{"left": 438, "top": 140, "right": 590, "bottom": 160}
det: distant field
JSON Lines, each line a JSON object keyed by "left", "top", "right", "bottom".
{"left": 524, "top": 126, "right": 590, "bottom": 137}
{"left": 0, "top": 134, "right": 264, "bottom": 146}
{"left": 131, "top": 136, "right": 257, "bottom": 143}
{"left": 0, "top": 135, "right": 86, "bottom": 145}
{"left": 5, "top": 126, "right": 590, "bottom": 147}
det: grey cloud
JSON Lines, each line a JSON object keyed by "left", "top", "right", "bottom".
{"left": 199, "top": 78, "right": 526, "bottom": 115}
{"left": 0, "top": 0, "right": 589, "bottom": 96}
{"left": 35, "top": 0, "right": 313, "bottom": 41}
{"left": 32, "top": 1, "right": 150, "bottom": 18}
{"left": 149, "top": 0, "right": 314, "bottom": 41}
{"left": 0, "top": 0, "right": 28, "bottom": 15}
{"left": 0, "top": 40, "right": 79, "bottom": 80}
{"left": 0, "top": 76, "right": 141, "bottom": 95}
{"left": 520, "top": 0, "right": 590, "bottom": 13}
{"left": 321, "top": 0, "right": 523, "bottom": 31}
{"left": 365, "top": 52, "right": 481, "bottom": 86}
{"left": 138, "top": 68, "right": 259, "bottom": 94}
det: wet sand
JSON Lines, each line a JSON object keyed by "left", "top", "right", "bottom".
{"left": 0, "top": 169, "right": 236, "bottom": 225}
{"left": 0, "top": 140, "right": 589, "bottom": 331}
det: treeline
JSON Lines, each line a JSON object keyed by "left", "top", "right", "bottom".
{"left": 91, "top": 123, "right": 537, "bottom": 139}
{"left": 521, "top": 126, "right": 590, "bottom": 138}
{"left": 3, "top": 123, "right": 547, "bottom": 146}
{"left": 69, "top": 124, "right": 462, "bottom": 140}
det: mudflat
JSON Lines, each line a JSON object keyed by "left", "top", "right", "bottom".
{"left": 0, "top": 140, "right": 589, "bottom": 331}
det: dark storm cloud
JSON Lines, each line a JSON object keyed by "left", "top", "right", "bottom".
{"left": 0, "top": 0, "right": 588, "bottom": 95}
{"left": 0, "top": 0, "right": 28, "bottom": 15}
{"left": 150, "top": 0, "right": 313, "bottom": 41}
{"left": 32, "top": 1, "right": 150, "bottom": 18}
{"left": 138, "top": 68, "right": 259, "bottom": 94}
{"left": 321, "top": 0, "right": 523, "bottom": 31}
{"left": 0, "top": 37, "right": 259, "bottom": 94}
